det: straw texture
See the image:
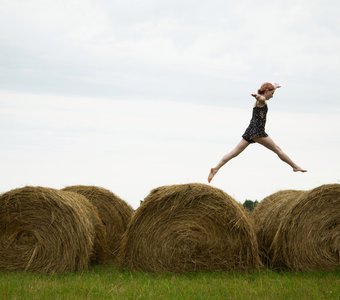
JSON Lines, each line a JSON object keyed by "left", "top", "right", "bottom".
{"left": 272, "top": 184, "right": 340, "bottom": 271}
{"left": 62, "top": 185, "right": 133, "bottom": 263}
{"left": 118, "top": 183, "right": 261, "bottom": 272}
{"left": 0, "top": 186, "right": 96, "bottom": 273}
{"left": 252, "top": 190, "right": 305, "bottom": 268}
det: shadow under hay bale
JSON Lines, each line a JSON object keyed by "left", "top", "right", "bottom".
{"left": 62, "top": 185, "right": 133, "bottom": 264}
{"left": 271, "top": 184, "right": 340, "bottom": 271}
{"left": 252, "top": 190, "right": 305, "bottom": 268}
{"left": 0, "top": 186, "right": 97, "bottom": 273}
{"left": 118, "top": 183, "right": 261, "bottom": 273}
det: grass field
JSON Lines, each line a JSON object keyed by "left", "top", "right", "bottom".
{"left": 0, "top": 266, "right": 339, "bottom": 300}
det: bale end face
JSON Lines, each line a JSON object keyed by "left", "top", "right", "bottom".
{"left": 0, "top": 186, "right": 96, "bottom": 273}
{"left": 118, "top": 183, "right": 261, "bottom": 272}
{"left": 272, "top": 184, "right": 340, "bottom": 271}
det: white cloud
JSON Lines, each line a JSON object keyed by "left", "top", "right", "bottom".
{"left": 1, "top": 0, "right": 339, "bottom": 107}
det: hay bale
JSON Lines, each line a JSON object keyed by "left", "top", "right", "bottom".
{"left": 118, "top": 183, "right": 261, "bottom": 272}
{"left": 59, "top": 191, "right": 109, "bottom": 265}
{"left": 252, "top": 190, "right": 305, "bottom": 268}
{"left": 272, "top": 184, "right": 340, "bottom": 271}
{"left": 62, "top": 185, "right": 133, "bottom": 263}
{"left": 0, "top": 186, "right": 97, "bottom": 273}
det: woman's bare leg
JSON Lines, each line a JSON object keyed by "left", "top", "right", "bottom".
{"left": 208, "top": 139, "right": 250, "bottom": 182}
{"left": 254, "top": 136, "right": 307, "bottom": 172}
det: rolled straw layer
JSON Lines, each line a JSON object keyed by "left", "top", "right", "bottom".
{"left": 118, "top": 183, "right": 261, "bottom": 272}
{"left": 252, "top": 190, "right": 305, "bottom": 268}
{"left": 272, "top": 184, "right": 340, "bottom": 271}
{"left": 0, "top": 186, "right": 96, "bottom": 273}
{"left": 62, "top": 185, "right": 133, "bottom": 263}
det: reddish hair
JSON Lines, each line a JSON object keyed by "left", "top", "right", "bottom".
{"left": 258, "top": 82, "right": 275, "bottom": 95}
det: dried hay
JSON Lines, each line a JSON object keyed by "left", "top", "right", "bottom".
{"left": 0, "top": 186, "right": 97, "bottom": 273}
{"left": 271, "top": 184, "right": 340, "bottom": 271}
{"left": 118, "top": 183, "right": 261, "bottom": 272}
{"left": 252, "top": 190, "right": 305, "bottom": 268}
{"left": 62, "top": 185, "right": 133, "bottom": 263}
{"left": 59, "top": 191, "right": 109, "bottom": 265}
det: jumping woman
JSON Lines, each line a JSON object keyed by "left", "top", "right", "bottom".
{"left": 208, "top": 82, "right": 307, "bottom": 183}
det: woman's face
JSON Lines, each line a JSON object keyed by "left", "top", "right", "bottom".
{"left": 264, "top": 89, "right": 275, "bottom": 100}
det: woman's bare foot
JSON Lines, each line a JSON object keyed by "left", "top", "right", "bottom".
{"left": 208, "top": 168, "right": 218, "bottom": 183}
{"left": 293, "top": 167, "right": 307, "bottom": 172}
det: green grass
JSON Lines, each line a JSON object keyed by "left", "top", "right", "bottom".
{"left": 0, "top": 266, "right": 339, "bottom": 300}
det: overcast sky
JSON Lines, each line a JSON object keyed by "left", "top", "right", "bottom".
{"left": 1, "top": 0, "right": 339, "bottom": 208}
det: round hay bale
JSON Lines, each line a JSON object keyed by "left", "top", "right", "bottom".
{"left": 59, "top": 191, "right": 109, "bottom": 265}
{"left": 62, "top": 185, "right": 133, "bottom": 263}
{"left": 272, "top": 184, "right": 340, "bottom": 271}
{"left": 252, "top": 190, "right": 305, "bottom": 268}
{"left": 0, "top": 186, "right": 96, "bottom": 273}
{"left": 118, "top": 183, "right": 261, "bottom": 272}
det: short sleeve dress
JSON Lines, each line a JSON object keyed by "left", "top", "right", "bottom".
{"left": 242, "top": 104, "right": 268, "bottom": 143}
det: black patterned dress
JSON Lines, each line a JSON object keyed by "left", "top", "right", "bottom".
{"left": 242, "top": 104, "right": 268, "bottom": 143}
